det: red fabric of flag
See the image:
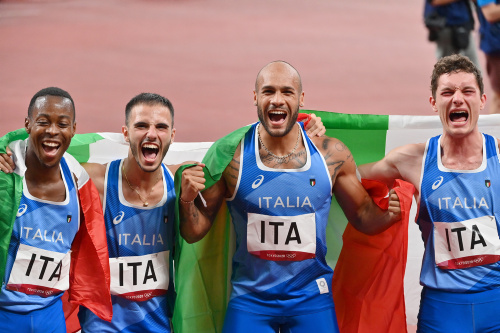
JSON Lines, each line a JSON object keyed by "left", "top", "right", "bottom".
{"left": 332, "top": 179, "right": 414, "bottom": 333}
{"left": 63, "top": 179, "right": 113, "bottom": 332}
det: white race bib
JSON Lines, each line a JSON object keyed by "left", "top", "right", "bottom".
{"left": 247, "top": 212, "right": 316, "bottom": 261}
{"left": 7, "top": 243, "right": 70, "bottom": 297}
{"left": 109, "top": 251, "right": 169, "bottom": 301}
{"left": 434, "top": 215, "right": 500, "bottom": 269}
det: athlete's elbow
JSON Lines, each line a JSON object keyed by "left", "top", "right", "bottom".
{"left": 180, "top": 224, "right": 210, "bottom": 244}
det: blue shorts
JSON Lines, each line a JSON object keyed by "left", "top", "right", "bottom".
{"left": 417, "top": 287, "right": 500, "bottom": 333}
{"left": 0, "top": 298, "right": 66, "bottom": 333}
{"left": 222, "top": 303, "right": 339, "bottom": 333}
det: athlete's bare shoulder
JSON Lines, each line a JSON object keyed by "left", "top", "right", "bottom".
{"left": 82, "top": 162, "right": 106, "bottom": 180}
{"left": 222, "top": 142, "right": 242, "bottom": 198}
{"left": 311, "top": 135, "right": 353, "bottom": 157}
{"left": 311, "top": 135, "right": 356, "bottom": 183}
{"left": 82, "top": 162, "right": 107, "bottom": 198}
{"left": 388, "top": 142, "right": 426, "bottom": 164}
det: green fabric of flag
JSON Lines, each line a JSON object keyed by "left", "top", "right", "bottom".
{"left": 0, "top": 167, "right": 22, "bottom": 286}
{"left": 0, "top": 129, "right": 27, "bottom": 286}
{"left": 173, "top": 124, "right": 252, "bottom": 333}
{"left": 67, "top": 132, "right": 105, "bottom": 163}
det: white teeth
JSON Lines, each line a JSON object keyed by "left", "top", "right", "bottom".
{"left": 269, "top": 111, "right": 286, "bottom": 114}
{"left": 143, "top": 144, "right": 158, "bottom": 149}
{"left": 43, "top": 142, "right": 59, "bottom": 147}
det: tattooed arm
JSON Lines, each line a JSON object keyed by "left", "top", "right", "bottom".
{"left": 313, "top": 136, "right": 401, "bottom": 235}
{"left": 179, "top": 145, "right": 242, "bottom": 243}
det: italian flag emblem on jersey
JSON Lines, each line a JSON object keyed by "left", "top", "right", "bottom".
{"left": 486, "top": 180, "right": 491, "bottom": 188}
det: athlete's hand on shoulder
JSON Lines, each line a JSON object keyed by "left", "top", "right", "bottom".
{"left": 304, "top": 113, "right": 326, "bottom": 138}
{"left": 180, "top": 162, "right": 206, "bottom": 203}
{"left": 388, "top": 188, "right": 402, "bottom": 223}
{"left": 0, "top": 147, "right": 15, "bottom": 173}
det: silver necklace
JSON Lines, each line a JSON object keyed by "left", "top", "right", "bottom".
{"left": 257, "top": 124, "right": 301, "bottom": 163}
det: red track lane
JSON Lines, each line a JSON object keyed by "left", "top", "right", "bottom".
{"left": 0, "top": 0, "right": 491, "bottom": 143}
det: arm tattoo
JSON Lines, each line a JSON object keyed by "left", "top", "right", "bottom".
{"left": 335, "top": 142, "right": 347, "bottom": 151}
{"left": 225, "top": 158, "right": 240, "bottom": 191}
{"left": 322, "top": 138, "right": 331, "bottom": 151}
{"left": 327, "top": 160, "right": 344, "bottom": 181}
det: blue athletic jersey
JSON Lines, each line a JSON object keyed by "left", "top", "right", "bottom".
{"left": 417, "top": 134, "right": 500, "bottom": 292}
{"left": 424, "top": 0, "right": 474, "bottom": 27}
{"left": 79, "top": 159, "right": 175, "bottom": 333}
{"left": 226, "top": 123, "right": 334, "bottom": 316}
{"left": 477, "top": 0, "right": 500, "bottom": 54}
{"left": 0, "top": 157, "right": 80, "bottom": 313}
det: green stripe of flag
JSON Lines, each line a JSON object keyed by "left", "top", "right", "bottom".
{"left": 0, "top": 129, "right": 28, "bottom": 154}
{"left": 0, "top": 170, "right": 23, "bottom": 287}
{"left": 67, "top": 133, "right": 105, "bottom": 163}
{"left": 300, "top": 111, "right": 390, "bottom": 268}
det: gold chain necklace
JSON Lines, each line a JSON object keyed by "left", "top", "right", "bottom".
{"left": 257, "top": 124, "right": 301, "bottom": 163}
{"left": 122, "top": 164, "right": 162, "bottom": 207}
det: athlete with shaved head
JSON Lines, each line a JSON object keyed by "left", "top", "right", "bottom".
{"left": 179, "top": 61, "right": 402, "bottom": 332}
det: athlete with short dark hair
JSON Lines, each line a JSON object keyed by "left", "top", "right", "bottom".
{"left": 359, "top": 54, "right": 500, "bottom": 332}
{"left": 0, "top": 87, "right": 111, "bottom": 332}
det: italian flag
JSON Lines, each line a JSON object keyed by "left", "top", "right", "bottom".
{"left": 3, "top": 111, "right": 500, "bottom": 332}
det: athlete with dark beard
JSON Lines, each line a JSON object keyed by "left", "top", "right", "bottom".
{"left": 179, "top": 61, "right": 402, "bottom": 333}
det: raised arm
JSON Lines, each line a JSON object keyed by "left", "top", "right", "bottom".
{"left": 314, "top": 136, "right": 401, "bottom": 235}
{"left": 179, "top": 163, "right": 227, "bottom": 243}
{"left": 179, "top": 143, "right": 242, "bottom": 243}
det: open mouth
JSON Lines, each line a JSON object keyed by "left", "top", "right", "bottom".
{"left": 42, "top": 141, "right": 60, "bottom": 157}
{"left": 268, "top": 110, "right": 287, "bottom": 124}
{"left": 142, "top": 143, "right": 159, "bottom": 162}
{"left": 449, "top": 110, "right": 468, "bottom": 123}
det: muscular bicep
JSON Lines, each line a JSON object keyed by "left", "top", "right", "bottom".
{"left": 315, "top": 135, "right": 377, "bottom": 224}
{"left": 359, "top": 143, "right": 424, "bottom": 188}
{"left": 358, "top": 159, "right": 400, "bottom": 187}
{"left": 316, "top": 136, "right": 355, "bottom": 186}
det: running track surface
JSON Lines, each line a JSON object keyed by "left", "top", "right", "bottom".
{"left": 0, "top": 1, "right": 493, "bottom": 331}
{"left": 0, "top": 0, "right": 493, "bottom": 143}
